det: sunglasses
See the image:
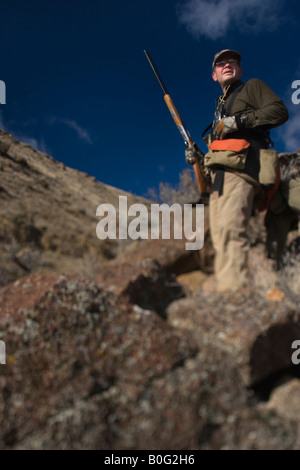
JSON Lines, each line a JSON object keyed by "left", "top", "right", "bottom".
{"left": 215, "top": 59, "right": 240, "bottom": 68}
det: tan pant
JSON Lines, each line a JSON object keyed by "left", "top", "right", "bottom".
{"left": 209, "top": 172, "right": 255, "bottom": 291}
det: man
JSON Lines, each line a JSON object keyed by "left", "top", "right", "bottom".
{"left": 186, "top": 49, "right": 289, "bottom": 291}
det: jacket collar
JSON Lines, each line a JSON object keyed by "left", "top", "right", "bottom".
{"left": 223, "top": 79, "right": 244, "bottom": 99}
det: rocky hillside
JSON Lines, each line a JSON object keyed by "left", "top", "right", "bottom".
{"left": 0, "top": 129, "right": 300, "bottom": 450}
{"left": 0, "top": 129, "right": 155, "bottom": 285}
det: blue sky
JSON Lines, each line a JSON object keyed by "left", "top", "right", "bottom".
{"left": 1, "top": 0, "right": 300, "bottom": 198}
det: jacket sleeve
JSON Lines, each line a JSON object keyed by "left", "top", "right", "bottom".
{"left": 240, "top": 79, "right": 289, "bottom": 130}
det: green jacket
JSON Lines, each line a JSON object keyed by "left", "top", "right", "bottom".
{"left": 207, "top": 78, "right": 289, "bottom": 186}
{"left": 229, "top": 78, "right": 288, "bottom": 130}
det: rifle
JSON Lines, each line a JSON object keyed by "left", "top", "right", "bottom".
{"left": 144, "top": 50, "right": 210, "bottom": 197}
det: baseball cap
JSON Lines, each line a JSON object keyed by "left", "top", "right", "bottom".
{"left": 212, "top": 49, "right": 241, "bottom": 69}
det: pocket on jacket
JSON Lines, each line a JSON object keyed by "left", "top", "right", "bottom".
{"left": 258, "top": 148, "right": 279, "bottom": 186}
{"left": 281, "top": 177, "right": 300, "bottom": 213}
{"left": 204, "top": 139, "right": 250, "bottom": 170}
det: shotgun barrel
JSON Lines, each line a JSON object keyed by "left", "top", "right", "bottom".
{"left": 144, "top": 50, "right": 209, "bottom": 196}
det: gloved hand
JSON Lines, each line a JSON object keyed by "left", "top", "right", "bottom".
{"left": 215, "top": 116, "right": 238, "bottom": 139}
{"left": 185, "top": 142, "right": 204, "bottom": 166}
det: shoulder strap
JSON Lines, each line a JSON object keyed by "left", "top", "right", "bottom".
{"left": 201, "top": 82, "right": 245, "bottom": 140}
{"left": 225, "top": 83, "right": 245, "bottom": 116}
{"left": 201, "top": 122, "right": 213, "bottom": 139}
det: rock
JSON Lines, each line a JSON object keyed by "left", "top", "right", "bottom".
{"left": 0, "top": 273, "right": 202, "bottom": 450}
{"left": 166, "top": 289, "right": 300, "bottom": 387}
{"left": 1, "top": 130, "right": 300, "bottom": 450}
{"left": 264, "top": 378, "right": 300, "bottom": 421}
{"left": 0, "top": 129, "right": 152, "bottom": 284}
{"left": 95, "top": 258, "right": 185, "bottom": 317}
{"left": 107, "top": 205, "right": 215, "bottom": 276}
{"left": 176, "top": 270, "right": 209, "bottom": 294}
{"left": 266, "top": 286, "right": 285, "bottom": 302}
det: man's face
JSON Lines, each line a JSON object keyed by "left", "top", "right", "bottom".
{"left": 212, "top": 54, "right": 243, "bottom": 90}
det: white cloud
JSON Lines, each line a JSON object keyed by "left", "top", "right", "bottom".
{"left": 49, "top": 116, "right": 93, "bottom": 144}
{"left": 60, "top": 118, "right": 93, "bottom": 144}
{"left": 12, "top": 133, "right": 50, "bottom": 154}
{"left": 274, "top": 74, "right": 300, "bottom": 153}
{"left": 279, "top": 112, "right": 300, "bottom": 153}
{"left": 177, "top": 0, "right": 286, "bottom": 40}
{"left": 0, "top": 111, "right": 51, "bottom": 154}
{"left": 19, "top": 136, "right": 50, "bottom": 154}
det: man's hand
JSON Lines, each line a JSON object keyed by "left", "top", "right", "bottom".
{"left": 185, "top": 142, "right": 204, "bottom": 166}
{"left": 215, "top": 116, "right": 238, "bottom": 139}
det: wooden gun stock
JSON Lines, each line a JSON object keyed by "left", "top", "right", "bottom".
{"left": 144, "top": 50, "right": 210, "bottom": 197}
{"left": 163, "top": 94, "right": 209, "bottom": 195}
